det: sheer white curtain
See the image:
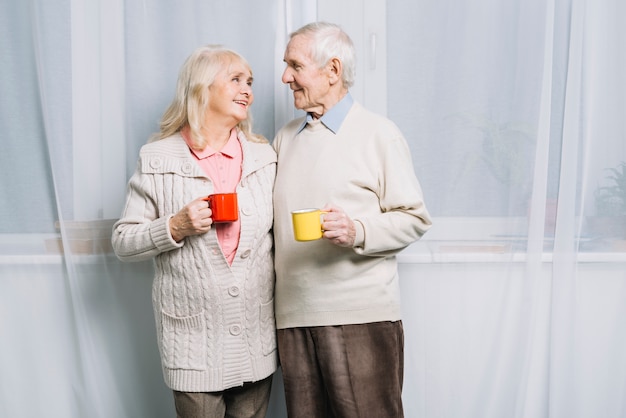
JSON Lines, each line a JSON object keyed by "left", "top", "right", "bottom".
{"left": 1, "top": 0, "right": 625, "bottom": 417}
{"left": 0, "top": 1, "right": 300, "bottom": 417}
{"left": 390, "top": 0, "right": 626, "bottom": 417}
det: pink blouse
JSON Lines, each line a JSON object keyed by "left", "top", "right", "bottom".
{"left": 183, "top": 128, "right": 242, "bottom": 265}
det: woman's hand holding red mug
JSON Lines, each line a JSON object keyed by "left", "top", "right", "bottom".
{"left": 169, "top": 197, "right": 214, "bottom": 242}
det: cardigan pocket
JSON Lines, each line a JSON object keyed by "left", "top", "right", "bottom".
{"left": 160, "top": 310, "right": 207, "bottom": 371}
{"left": 260, "top": 299, "right": 277, "bottom": 356}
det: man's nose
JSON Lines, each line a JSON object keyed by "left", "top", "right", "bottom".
{"left": 282, "top": 67, "right": 293, "bottom": 84}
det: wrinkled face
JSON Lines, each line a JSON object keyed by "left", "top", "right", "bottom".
{"left": 207, "top": 60, "right": 254, "bottom": 125}
{"left": 282, "top": 35, "right": 332, "bottom": 115}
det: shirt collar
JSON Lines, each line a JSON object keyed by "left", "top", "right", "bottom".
{"left": 185, "top": 128, "right": 240, "bottom": 160}
{"left": 296, "top": 92, "right": 354, "bottom": 134}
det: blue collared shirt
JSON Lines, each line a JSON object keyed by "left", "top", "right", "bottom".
{"left": 296, "top": 92, "right": 354, "bottom": 135}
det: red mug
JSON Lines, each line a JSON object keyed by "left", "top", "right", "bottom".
{"left": 205, "top": 193, "right": 238, "bottom": 223}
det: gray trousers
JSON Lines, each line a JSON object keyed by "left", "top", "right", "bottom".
{"left": 277, "top": 321, "right": 405, "bottom": 418}
{"left": 172, "top": 375, "right": 273, "bottom": 418}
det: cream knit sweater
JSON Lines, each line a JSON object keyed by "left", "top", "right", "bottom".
{"left": 273, "top": 102, "right": 432, "bottom": 329}
{"left": 112, "top": 133, "right": 277, "bottom": 392}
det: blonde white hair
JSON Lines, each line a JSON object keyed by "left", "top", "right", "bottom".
{"left": 155, "top": 44, "right": 266, "bottom": 149}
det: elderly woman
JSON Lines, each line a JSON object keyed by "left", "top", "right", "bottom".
{"left": 112, "top": 45, "right": 277, "bottom": 418}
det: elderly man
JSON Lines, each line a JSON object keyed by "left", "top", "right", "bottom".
{"left": 272, "top": 22, "right": 432, "bottom": 418}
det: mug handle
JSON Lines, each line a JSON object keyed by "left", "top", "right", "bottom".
{"left": 319, "top": 210, "right": 328, "bottom": 231}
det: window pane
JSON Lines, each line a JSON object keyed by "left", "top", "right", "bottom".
{"left": 387, "top": 0, "right": 547, "bottom": 218}
{"left": 0, "top": 1, "right": 65, "bottom": 233}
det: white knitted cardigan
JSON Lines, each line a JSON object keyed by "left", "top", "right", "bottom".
{"left": 112, "top": 133, "right": 277, "bottom": 391}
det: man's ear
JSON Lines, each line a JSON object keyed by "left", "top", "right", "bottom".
{"left": 327, "top": 57, "right": 343, "bottom": 85}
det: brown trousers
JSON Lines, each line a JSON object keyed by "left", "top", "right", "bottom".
{"left": 277, "top": 321, "right": 405, "bottom": 418}
{"left": 172, "top": 375, "right": 273, "bottom": 418}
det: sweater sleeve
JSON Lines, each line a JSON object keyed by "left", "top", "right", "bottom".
{"left": 352, "top": 131, "right": 432, "bottom": 257}
{"left": 112, "top": 164, "right": 183, "bottom": 262}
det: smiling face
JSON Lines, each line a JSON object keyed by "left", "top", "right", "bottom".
{"left": 282, "top": 35, "right": 336, "bottom": 117}
{"left": 207, "top": 59, "right": 254, "bottom": 126}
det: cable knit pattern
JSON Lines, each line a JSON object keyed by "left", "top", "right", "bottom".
{"left": 112, "top": 133, "right": 277, "bottom": 391}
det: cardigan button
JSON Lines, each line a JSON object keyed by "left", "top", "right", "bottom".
{"left": 150, "top": 158, "right": 162, "bottom": 169}
{"left": 240, "top": 249, "right": 251, "bottom": 259}
{"left": 181, "top": 162, "right": 193, "bottom": 174}
{"left": 228, "top": 286, "right": 240, "bottom": 297}
{"left": 229, "top": 324, "right": 242, "bottom": 335}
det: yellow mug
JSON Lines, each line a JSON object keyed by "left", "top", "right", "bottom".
{"left": 292, "top": 208, "right": 327, "bottom": 241}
